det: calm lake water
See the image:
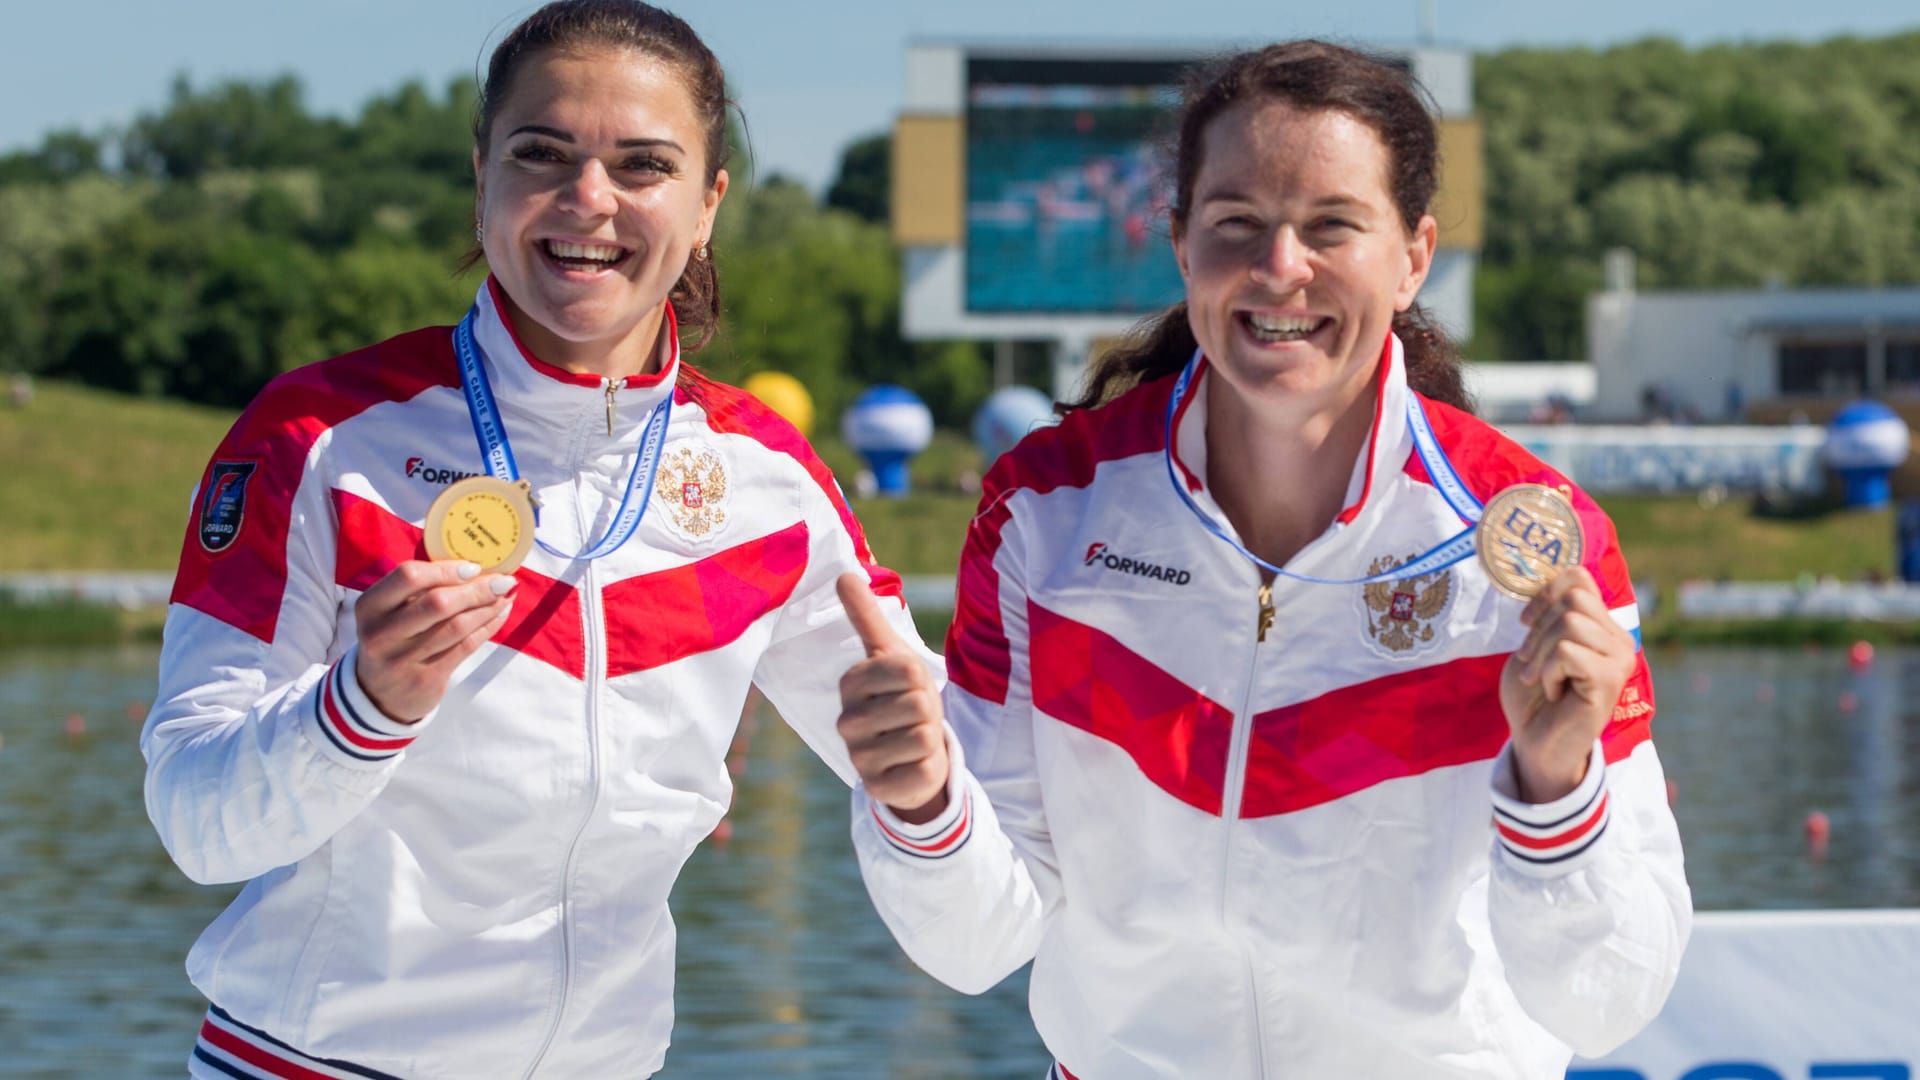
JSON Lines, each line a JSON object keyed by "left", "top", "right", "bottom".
{"left": 2, "top": 643, "right": 1916, "bottom": 1078}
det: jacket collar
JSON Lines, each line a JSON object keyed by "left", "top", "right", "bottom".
{"left": 468, "top": 278, "right": 680, "bottom": 424}
{"left": 1169, "top": 332, "right": 1409, "bottom": 534}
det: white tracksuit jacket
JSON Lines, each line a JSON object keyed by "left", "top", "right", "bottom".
{"left": 851, "top": 337, "right": 1692, "bottom": 1079}
{"left": 143, "top": 281, "right": 934, "bottom": 1079}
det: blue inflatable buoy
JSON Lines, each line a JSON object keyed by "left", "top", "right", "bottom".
{"left": 841, "top": 386, "right": 933, "bottom": 497}
{"left": 970, "top": 386, "right": 1057, "bottom": 467}
{"left": 1824, "top": 401, "right": 1910, "bottom": 509}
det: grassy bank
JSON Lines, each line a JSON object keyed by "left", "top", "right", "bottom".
{"left": 850, "top": 493, "right": 1899, "bottom": 597}
{"left": 849, "top": 493, "right": 1904, "bottom": 646}
{"left": 0, "top": 379, "right": 987, "bottom": 574}
{"left": 0, "top": 379, "right": 1903, "bottom": 647}
{"left": 0, "top": 380, "right": 236, "bottom": 571}
{"left": 0, "top": 593, "right": 165, "bottom": 647}
{"left": 1603, "top": 498, "right": 1894, "bottom": 645}
{"left": 1602, "top": 497, "right": 1892, "bottom": 594}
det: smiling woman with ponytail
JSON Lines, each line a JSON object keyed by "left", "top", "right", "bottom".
{"left": 142, "top": 4, "right": 940, "bottom": 1077}
{"left": 837, "top": 40, "right": 1690, "bottom": 1080}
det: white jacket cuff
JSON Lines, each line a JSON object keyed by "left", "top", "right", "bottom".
{"left": 1490, "top": 739, "right": 1611, "bottom": 878}
{"left": 309, "top": 645, "right": 430, "bottom": 767}
{"left": 863, "top": 729, "right": 975, "bottom": 861}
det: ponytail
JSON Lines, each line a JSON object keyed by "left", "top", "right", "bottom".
{"left": 1070, "top": 302, "right": 1199, "bottom": 411}
{"left": 1393, "top": 303, "right": 1472, "bottom": 413}
{"left": 669, "top": 243, "right": 721, "bottom": 352}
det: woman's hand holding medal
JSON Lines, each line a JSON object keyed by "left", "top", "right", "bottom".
{"left": 353, "top": 561, "right": 518, "bottom": 723}
{"left": 1497, "top": 566, "right": 1638, "bottom": 803}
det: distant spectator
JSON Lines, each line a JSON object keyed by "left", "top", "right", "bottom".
{"left": 1529, "top": 391, "right": 1574, "bottom": 425}
{"left": 1640, "top": 382, "right": 1675, "bottom": 424}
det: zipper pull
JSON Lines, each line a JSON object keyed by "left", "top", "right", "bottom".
{"left": 1256, "top": 581, "right": 1275, "bottom": 643}
{"left": 604, "top": 378, "right": 617, "bottom": 436}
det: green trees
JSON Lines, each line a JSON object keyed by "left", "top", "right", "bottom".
{"left": 1474, "top": 32, "right": 1920, "bottom": 359}
{"left": 0, "top": 74, "right": 486, "bottom": 404}
{"left": 0, "top": 75, "right": 987, "bottom": 426}
{"left": 708, "top": 174, "right": 989, "bottom": 427}
{"left": 825, "top": 133, "right": 890, "bottom": 224}
{"left": 7, "top": 33, "right": 1920, "bottom": 403}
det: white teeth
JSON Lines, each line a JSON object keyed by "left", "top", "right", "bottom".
{"left": 545, "top": 240, "right": 625, "bottom": 262}
{"left": 1243, "top": 313, "right": 1324, "bottom": 341}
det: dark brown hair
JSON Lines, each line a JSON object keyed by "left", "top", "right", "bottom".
{"left": 465, "top": 0, "right": 732, "bottom": 351}
{"left": 1075, "top": 40, "right": 1470, "bottom": 412}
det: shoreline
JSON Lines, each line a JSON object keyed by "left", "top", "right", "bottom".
{"left": 7, "top": 574, "right": 1920, "bottom": 649}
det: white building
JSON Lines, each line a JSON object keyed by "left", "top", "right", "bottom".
{"left": 1587, "top": 253, "right": 1920, "bottom": 423}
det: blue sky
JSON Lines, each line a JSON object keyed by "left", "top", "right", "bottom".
{"left": 5, "top": 0, "right": 1916, "bottom": 192}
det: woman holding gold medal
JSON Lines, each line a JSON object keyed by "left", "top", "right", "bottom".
{"left": 836, "top": 42, "right": 1691, "bottom": 1079}
{"left": 141, "top": 3, "right": 940, "bottom": 1077}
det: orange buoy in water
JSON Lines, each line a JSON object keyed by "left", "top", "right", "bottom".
{"left": 1838, "top": 692, "right": 1859, "bottom": 713}
{"left": 1805, "top": 810, "right": 1832, "bottom": 859}
{"left": 1756, "top": 684, "right": 1774, "bottom": 704}
{"left": 1848, "top": 641, "right": 1875, "bottom": 672}
{"left": 64, "top": 714, "right": 87, "bottom": 738}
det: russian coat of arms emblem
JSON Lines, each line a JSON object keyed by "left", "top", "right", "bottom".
{"left": 1361, "top": 552, "right": 1453, "bottom": 655}
{"left": 654, "top": 446, "right": 729, "bottom": 539}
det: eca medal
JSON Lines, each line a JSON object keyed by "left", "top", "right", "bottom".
{"left": 1474, "top": 484, "right": 1584, "bottom": 600}
{"left": 425, "top": 477, "right": 536, "bottom": 574}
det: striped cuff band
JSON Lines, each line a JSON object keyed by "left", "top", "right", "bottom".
{"left": 1490, "top": 739, "right": 1610, "bottom": 876}
{"left": 870, "top": 785, "right": 974, "bottom": 861}
{"left": 311, "top": 651, "right": 416, "bottom": 765}
{"left": 192, "top": 1004, "right": 401, "bottom": 1080}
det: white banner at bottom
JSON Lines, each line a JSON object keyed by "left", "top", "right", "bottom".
{"left": 1569, "top": 909, "right": 1920, "bottom": 1080}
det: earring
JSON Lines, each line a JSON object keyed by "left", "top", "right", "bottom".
{"left": 694, "top": 240, "right": 708, "bottom": 262}
{"left": 474, "top": 222, "right": 484, "bottom": 243}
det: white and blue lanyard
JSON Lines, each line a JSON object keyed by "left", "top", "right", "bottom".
{"left": 1162, "top": 348, "right": 1484, "bottom": 585}
{"left": 452, "top": 306, "right": 672, "bottom": 562}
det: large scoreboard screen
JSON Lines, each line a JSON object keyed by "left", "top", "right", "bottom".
{"left": 964, "top": 56, "right": 1193, "bottom": 315}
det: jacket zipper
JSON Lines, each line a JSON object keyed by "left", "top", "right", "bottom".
{"left": 521, "top": 414, "right": 608, "bottom": 1078}
{"left": 1219, "top": 575, "right": 1273, "bottom": 1078}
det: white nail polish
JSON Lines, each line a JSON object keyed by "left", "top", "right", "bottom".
{"left": 489, "top": 576, "right": 518, "bottom": 596}
{"left": 456, "top": 562, "right": 482, "bottom": 580}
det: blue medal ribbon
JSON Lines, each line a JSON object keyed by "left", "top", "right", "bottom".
{"left": 1162, "top": 347, "right": 1483, "bottom": 585}
{"left": 452, "top": 306, "right": 672, "bottom": 563}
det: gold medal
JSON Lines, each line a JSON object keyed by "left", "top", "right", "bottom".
{"left": 1474, "top": 483, "right": 1584, "bottom": 600}
{"left": 424, "top": 476, "right": 536, "bottom": 573}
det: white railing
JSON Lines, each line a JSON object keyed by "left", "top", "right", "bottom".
{"left": 1676, "top": 580, "right": 1920, "bottom": 621}
{"left": 0, "top": 571, "right": 174, "bottom": 610}
{"left": 8, "top": 573, "right": 1920, "bottom": 624}
{"left": 1496, "top": 424, "right": 1831, "bottom": 495}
